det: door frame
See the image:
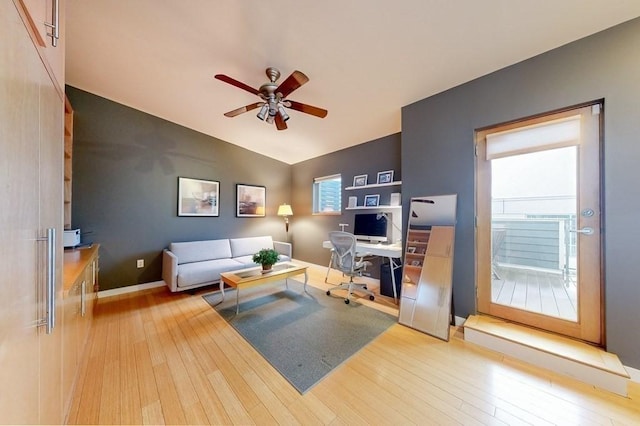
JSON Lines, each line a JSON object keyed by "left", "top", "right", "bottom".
{"left": 475, "top": 102, "right": 604, "bottom": 345}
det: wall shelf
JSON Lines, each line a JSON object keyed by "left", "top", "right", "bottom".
{"left": 345, "top": 180, "right": 402, "bottom": 191}
{"left": 345, "top": 205, "right": 402, "bottom": 210}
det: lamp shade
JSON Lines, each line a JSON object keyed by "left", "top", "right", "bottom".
{"left": 277, "top": 204, "right": 293, "bottom": 216}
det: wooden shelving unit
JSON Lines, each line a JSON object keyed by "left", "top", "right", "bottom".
{"left": 403, "top": 229, "right": 430, "bottom": 284}
{"left": 64, "top": 96, "right": 73, "bottom": 229}
{"left": 399, "top": 225, "right": 455, "bottom": 340}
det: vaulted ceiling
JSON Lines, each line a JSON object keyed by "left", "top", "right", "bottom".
{"left": 65, "top": 1, "right": 640, "bottom": 164}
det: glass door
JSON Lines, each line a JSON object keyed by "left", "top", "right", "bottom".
{"left": 476, "top": 104, "right": 603, "bottom": 344}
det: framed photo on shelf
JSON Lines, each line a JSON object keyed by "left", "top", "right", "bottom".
{"left": 364, "top": 194, "right": 380, "bottom": 207}
{"left": 178, "top": 177, "right": 220, "bottom": 217}
{"left": 377, "top": 170, "right": 394, "bottom": 184}
{"left": 236, "top": 184, "right": 266, "bottom": 217}
{"left": 353, "top": 174, "right": 368, "bottom": 187}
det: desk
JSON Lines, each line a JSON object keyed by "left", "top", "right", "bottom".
{"left": 322, "top": 240, "right": 402, "bottom": 303}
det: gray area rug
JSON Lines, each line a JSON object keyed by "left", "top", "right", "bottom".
{"left": 203, "top": 280, "right": 396, "bottom": 394}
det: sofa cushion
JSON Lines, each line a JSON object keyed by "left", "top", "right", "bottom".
{"left": 177, "top": 258, "right": 243, "bottom": 288}
{"left": 232, "top": 255, "right": 260, "bottom": 266}
{"left": 229, "top": 236, "right": 274, "bottom": 258}
{"left": 170, "top": 239, "right": 232, "bottom": 265}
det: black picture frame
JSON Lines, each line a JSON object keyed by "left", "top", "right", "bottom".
{"left": 377, "top": 170, "right": 394, "bottom": 184}
{"left": 236, "top": 184, "right": 266, "bottom": 217}
{"left": 178, "top": 177, "right": 220, "bottom": 217}
{"left": 353, "top": 174, "right": 368, "bottom": 187}
{"left": 364, "top": 194, "right": 380, "bottom": 207}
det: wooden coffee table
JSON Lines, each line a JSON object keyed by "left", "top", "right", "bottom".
{"left": 220, "top": 262, "right": 309, "bottom": 314}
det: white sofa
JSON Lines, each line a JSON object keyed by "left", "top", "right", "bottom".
{"left": 162, "top": 236, "right": 292, "bottom": 292}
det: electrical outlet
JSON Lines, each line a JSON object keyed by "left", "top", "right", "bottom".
{"left": 136, "top": 259, "right": 144, "bottom": 268}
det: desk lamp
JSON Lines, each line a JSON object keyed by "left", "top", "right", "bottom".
{"left": 277, "top": 204, "right": 293, "bottom": 232}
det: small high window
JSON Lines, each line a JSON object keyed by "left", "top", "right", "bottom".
{"left": 313, "top": 174, "right": 341, "bottom": 214}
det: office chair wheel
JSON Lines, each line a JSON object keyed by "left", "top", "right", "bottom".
{"left": 344, "top": 298, "right": 350, "bottom": 304}
{"left": 369, "top": 295, "right": 375, "bottom": 301}
{"left": 326, "top": 290, "right": 331, "bottom": 296}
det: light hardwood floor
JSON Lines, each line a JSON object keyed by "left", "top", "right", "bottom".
{"left": 67, "top": 263, "right": 640, "bottom": 425}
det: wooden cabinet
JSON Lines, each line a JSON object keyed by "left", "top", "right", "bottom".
{"left": 62, "top": 245, "right": 99, "bottom": 417}
{"left": 1, "top": 5, "right": 42, "bottom": 422}
{"left": 1, "top": 1, "right": 65, "bottom": 423}
{"left": 19, "top": 0, "right": 66, "bottom": 92}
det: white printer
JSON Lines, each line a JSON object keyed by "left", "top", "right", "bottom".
{"left": 63, "top": 229, "right": 81, "bottom": 248}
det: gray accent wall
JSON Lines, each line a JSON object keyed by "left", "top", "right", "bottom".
{"left": 401, "top": 18, "right": 640, "bottom": 367}
{"left": 66, "top": 87, "right": 291, "bottom": 291}
{"left": 290, "top": 134, "right": 401, "bottom": 275}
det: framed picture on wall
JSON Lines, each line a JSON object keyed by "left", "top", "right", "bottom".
{"left": 236, "top": 184, "right": 266, "bottom": 217}
{"left": 377, "top": 170, "right": 394, "bottom": 184}
{"left": 364, "top": 194, "right": 380, "bottom": 207}
{"left": 353, "top": 174, "right": 368, "bottom": 187}
{"left": 178, "top": 177, "right": 219, "bottom": 217}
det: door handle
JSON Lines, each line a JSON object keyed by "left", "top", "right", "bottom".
{"left": 36, "top": 228, "right": 56, "bottom": 333}
{"left": 44, "top": 0, "right": 60, "bottom": 47}
{"left": 569, "top": 227, "right": 594, "bottom": 235}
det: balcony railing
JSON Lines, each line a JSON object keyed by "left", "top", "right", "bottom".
{"left": 491, "top": 196, "right": 578, "bottom": 320}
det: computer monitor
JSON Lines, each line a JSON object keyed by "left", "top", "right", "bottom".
{"left": 353, "top": 213, "right": 388, "bottom": 243}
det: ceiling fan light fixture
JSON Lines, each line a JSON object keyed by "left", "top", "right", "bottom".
{"left": 216, "top": 67, "right": 327, "bottom": 130}
{"left": 277, "top": 105, "right": 289, "bottom": 121}
{"left": 256, "top": 103, "right": 269, "bottom": 120}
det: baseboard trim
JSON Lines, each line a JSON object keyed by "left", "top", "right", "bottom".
{"left": 98, "top": 281, "right": 165, "bottom": 298}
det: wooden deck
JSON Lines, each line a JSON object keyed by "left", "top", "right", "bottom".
{"left": 491, "top": 265, "right": 577, "bottom": 321}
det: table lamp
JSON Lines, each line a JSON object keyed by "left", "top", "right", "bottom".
{"left": 277, "top": 204, "right": 293, "bottom": 232}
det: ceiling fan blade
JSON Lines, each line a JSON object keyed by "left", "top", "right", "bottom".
{"left": 214, "top": 74, "right": 260, "bottom": 96}
{"left": 285, "top": 100, "right": 328, "bottom": 118}
{"left": 223, "top": 102, "right": 264, "bottom": 117}
{"left": 275, "top": 113, "right": 288, "bottom": 130}
{"left": 276, "top": 70, "right": 309, "bottom": 98}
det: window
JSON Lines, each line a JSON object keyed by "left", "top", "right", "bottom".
{"left": 313, "top": 174, "right": 341, "bottom": 214}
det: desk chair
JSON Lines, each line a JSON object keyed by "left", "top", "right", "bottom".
{"left": 326, "top": 231, "right": 375, "bottom": 304}
{"left": 325, "top": 242, "right": 373, "bottom": 283}
{"left": 324, "top": 248, "right": 373, "bottom": 283}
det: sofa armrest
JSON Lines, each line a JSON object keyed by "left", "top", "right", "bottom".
{"left": 162, "top": 249, "right": 179, "bottom": 292}
{"left": 273, "top": 241, "right": 292, "bottom": 259}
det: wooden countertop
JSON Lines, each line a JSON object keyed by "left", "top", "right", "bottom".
{"left": 63, "top": 244, "right": 99, "bottom": 293}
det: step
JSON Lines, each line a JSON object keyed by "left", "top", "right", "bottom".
{"left": 463, "top": 315, "right": 630, "bottom": 396}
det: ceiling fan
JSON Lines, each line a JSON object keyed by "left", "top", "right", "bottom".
{"left": 214, "top": 67, "right": 328, "bottom": 130}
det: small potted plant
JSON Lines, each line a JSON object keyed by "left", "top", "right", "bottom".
{"left": 252, "top": 248, "right": 280, "bottom": 272}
